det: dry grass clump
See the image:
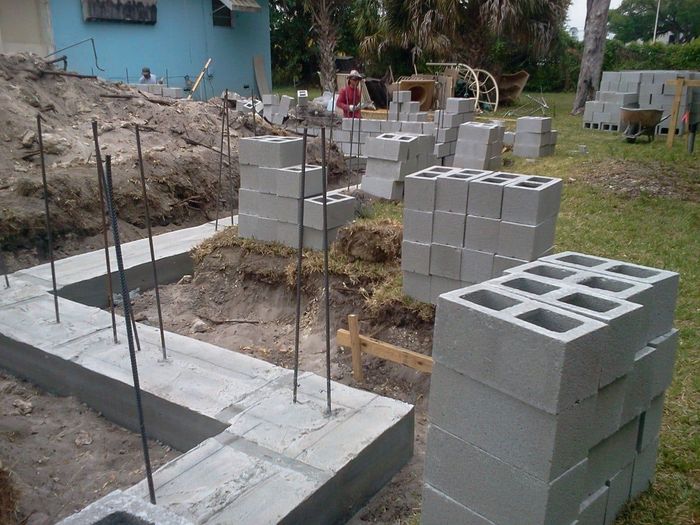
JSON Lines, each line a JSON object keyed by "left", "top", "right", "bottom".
{"left": 0, "top": 462, "right": 20, "bottom": 524}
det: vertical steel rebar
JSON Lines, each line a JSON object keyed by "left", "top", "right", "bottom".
{"left": 348, "top": 104, "right": 356, "bottom": 192}
{"left": 92, "top": 121, "right": 118, "bottom": 344}
{"left": 329, "top": 83, "right": 337, "bottom": 146}
{"left": 225, "top": 89, "right": 235, "bottom": 225}
{"left": 250, "top": 84, "right": 257, "bottom": 137}
{"left": 292, "top": 129, "right": 308, "bottom": 403}
{"left": 356, "top": 100, "right": 363, "bottom": 188}
{"left": 214, "top": 93, "right": 227, "bottom": 231}
{"left": 0, "top": 248, "right": 9, "bottom": 288}
{"left": 135, "top": 125, "right": 167, "bottom": 360}
{"left": 36, "top": 114, "right": 60, "bottom": 324}
{"left": 103, "top": 155, "right": 156, "bottom": 504}
{"left": 321, "top": 127, "right": 332, "bottom": 415}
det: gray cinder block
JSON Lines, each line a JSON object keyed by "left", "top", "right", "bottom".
{"left": 424, "top": 424, "right": 587, "bottom": 525}
{"left": 501, "top": 175, "right": 563, "bottom": 225}
{"left": 430, "top": 243, "right": 462, "bottom": 279}
{"left": 540, "top": 251, "right": 679, "bottom": 340}
{"left": 403, "top": 271, "right": 432, "bottom": 303}
{"left": 461, "top": 249, "right": 494, "bottom": 284}
{"left": 239, "top": 165, "right": 260, "bottom": 191}
{"left": 360, "top": 175, "right": 404, "bottom": 200}
{"left": 446, "top": 97, "right": 476, "bottom": 114}
{"left": 637, "top": 393, "right": 665, "bottom": 452}
{"left": 454, "top": 140, "right": 503, "bottom": 159}
{"left": 434, "top": 284, "right": 607, "bottom": 413}
{"left": 514, "top": 132, "right": 550, "bottom": 148}
{"left": 429, "top": 362, "right": 594, "bottom": 481}
{"left": 365, "top": 133, "right": 418, "bottom": 161}
{"left": 263, "top": 94, "right": 280, "bottom": 105}
{"left": 238, "top": 135, "right": 303, "bottom": 168}
{"left": 275, "top": 165, "right": 324, "bottom": 198}
{"left": 589, "top": 376, "right": 627, "bottom": 447}
{"left": 629, "top": 438, "right": 659, "bottom": 501}
{"left": 577, "top": 485, "right": 609, "bottom": 525}
{"left": 492, "top": 254, "right": 528, "bottom": 277}
{"left": 467, "top": 172, "right": 524, "bottom": 218}
{"left": 237, "top": 213, "right": 258, "bottom": 239}
{"left": 404, "top": 209, "right": 434, "bottom": 243}
{"left": 432, "top": 211, "right": 466, "bottom": 247}
{"left": 436, "top": 127, "right": 459, "bottom": 143}
{"left": 238, "top": 188, "right": 260, "bottom": 215}
{"left": 503, "top": 131, "right": 515, "bottom": 146}
{"left": 604, "top": 461, "right": 635, "bottom": 525}
{"left": 430, "top": 275, "right": 464, "bottom": 303}
{"left": 513, "top": 144, "right": 556, "bottom": 158}
{"left": 516, "top": 116, "right": 553, "bottom": 133}
{"left": 497, "top": 218, "right": 556, "bottom": 260}
{"left": 585, "top": 417, "right": 638, "bottom": 496}
{"left": 464, "top": 215, "right": 500, "bottom": 253}
{"left": 404, "top": 170, "right": 443, "bottom": 211}
{"left": 401, "top": 240, "right": 431, "bottom": 275}
{"left": 434, "top": 169, "right": 490, "bottom": 213}
{"left": 301, "top": 225, "right": 341, "bottom": 250}
{"left": 458, "top": 122, "right": 504, "bottom": 143}
{"left": 239, "top": 165, "right": 278, "bottom": 194}
{"left": 269, "top": 195, "right": 298, "bottom": 223}
{"left": 303, "top": 193, "right": 356, "bottom": 230}
{"left": 421, "top": 483, "right": 497, "bottom": 525}
{"left": 394, "top": 90, "right": 412, "bottom": 103}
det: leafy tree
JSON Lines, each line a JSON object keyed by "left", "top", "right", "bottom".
{"left": 609, "top": 0, "right": 700, "bottom": 43}
{"left": 270, "top": 0, "right": 315, "bottom": 86}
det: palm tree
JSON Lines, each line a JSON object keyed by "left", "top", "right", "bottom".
{"left": 304, "top": 0, "right": 341, "bottom": 92}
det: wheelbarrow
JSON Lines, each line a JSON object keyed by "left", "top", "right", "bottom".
{"left": 620, "top": 107, "right": 669, "bottom": 143}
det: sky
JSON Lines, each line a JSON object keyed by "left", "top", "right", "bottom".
{"left": 567, "top": 0, "right": 624, "bottom": 38}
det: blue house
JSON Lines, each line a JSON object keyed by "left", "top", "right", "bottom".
{"left": 0, "top": 0, "right": 271, "bottom": 98}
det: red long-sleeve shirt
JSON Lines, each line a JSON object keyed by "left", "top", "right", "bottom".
{"left": 336, "top": 84, "right": 362, "bottom": 118}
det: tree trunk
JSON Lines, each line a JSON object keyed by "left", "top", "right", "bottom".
{"left": 571, "top": 0, "right": 612, "bottom": 114}
{"left": 308, "top": 1, "right": 337, "bottom": 93}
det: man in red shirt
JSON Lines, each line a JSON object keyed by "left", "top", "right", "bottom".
{"left": 336, "top": 70, "right": 364, "bottom": 118}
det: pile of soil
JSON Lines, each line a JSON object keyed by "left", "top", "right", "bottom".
{"left": 0, "top": 53, "right": 348, "bottom": 273}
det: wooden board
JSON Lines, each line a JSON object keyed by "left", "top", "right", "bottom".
{"left": 337, "top": 329, "right": 433, "bottom": 374}
{"left": 253, "top": 54, "right": 270, "bottom": 96}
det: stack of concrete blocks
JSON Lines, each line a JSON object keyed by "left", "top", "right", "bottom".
{"left": 421, "top": 251, "right": 678, "bottom": 525}
{"left": 388, "top": 90, "right": 430, "bottom": 122}
{"left": 401, "top": 169, "right": 562, "bottom": 304}
{"left": 262, "top": 94, "right": 295, "bottom": 125}
{"left": 361, "top": 133, "right": 436, "bottom": 200}
{"left": 237, "top": 135, "right": 357, "bottom": 250}
{"left": 513, "top": 117, "right": 558, "bottom": 158}
{"left": 453, "top": 121, "right": 505, "bottom": 170}
{"left": 433, "top": 97, "right": 476, "bottom": 166}
{"left": 134, "top": 84, "right": 184, "bottom": 98}
{"left": 583, "top": 70, "right": 700, "bottom": 135}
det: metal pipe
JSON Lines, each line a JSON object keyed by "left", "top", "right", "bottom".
{"left": 135, "top": 125, "right": 167, "bottom": 360}
{"left": 356, "top": 102, "right": 363, "bottom": 188}
{"left": 102, "top": 155, "right": 156, "bottom": 504}
{"left": 293, "top": 128, "right": 308, "bottom": 403}
{"left": 91, "top": 120, "right": 118, "bottom": 344}
{"left": 225, "top": 89, "right": 235, "bottom": 225}
{"left": 321, "top": 127, "right": 332, "bottom": 415}
{"left": 214, "top": 93, "right": 227, "bottom": 231}
{"left": 36, "top": 114, "right": 60, "bottom": 324}
{"left": 348, "top": 103, "right": 356, "bottom": 192}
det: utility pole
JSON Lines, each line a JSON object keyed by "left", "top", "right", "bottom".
{"left": 653, "top": 0, "right": 661, "bottom": 42}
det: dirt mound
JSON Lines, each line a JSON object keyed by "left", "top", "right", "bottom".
{"left": 335, "top": 218, "right": 402, "bottom": 262}
{"left": 0, "top": 53, "right": 301, "bottom": 267}
{"left": 0, "top": 462, "right": 19, "bottom": 524}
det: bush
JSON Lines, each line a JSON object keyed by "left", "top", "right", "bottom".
{"left": 604, "top": 38, "right": 700, "bottom": 71}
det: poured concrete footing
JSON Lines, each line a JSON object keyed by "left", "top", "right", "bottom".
{"left": 1, "top": 220, "right": 414, "bottom": 525}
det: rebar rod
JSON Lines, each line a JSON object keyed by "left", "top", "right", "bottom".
{"left": 321, "top": 127, "right": 332, "bottom": 415}
{"left": 36, "top": 114, "right": 60, "bottom": 324}
{"left": 214, "top": 93, "right": 227, "bottom": 231}
{"left": 92, "top": 121, "right": 118, "bottom": 343}
{"left": 356, "top": 106, "right": 362, "bottom": 188}
{"left": 293, "top": 128, "right": 308, "bottom": 403}
{"left": 103, "top": 155, "right": 156, "bottom": 504}
{"left": 0, "top": 248, "right": 9, "bottom": 288}
{"left": 348, "top": 105, "right": 356, "bottom": 192}
{"left": 135, "top": 125, "right": 167, "bottom": 360}
{"left": 224, "top": 90, "right": 235, "bottom": 226}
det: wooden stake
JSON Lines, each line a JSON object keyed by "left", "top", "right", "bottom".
{"left": 348, "top": 314, "right": 363, "bottom": 382}
{"left": 187, "top": 58, "right": 212, "bottom": 101}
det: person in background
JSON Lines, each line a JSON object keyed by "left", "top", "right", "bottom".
{"left": 336, "top": 70, "right": 364, "bottom": 118}
{"left": 139, "top": 67, "right": 157, "bottom": 84}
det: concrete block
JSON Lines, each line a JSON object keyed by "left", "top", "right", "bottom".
{"left": 467, "top": 172, "right": 524, "bottom": 218}
{"left": 436, "top": 127, "right": 459, "bottom": 143}
{"left": 577, "top": 485, "right": 609, "bottom": 525}
{"left": 434, "top": 169, "right": 489, "bottom": 213}
{"left": 464, "top": 215, "right": 500, "bottom": 253}
{"left": 589, "top": 377, "right": 627, "bottom": 446}
{"left": 513, "top": 144, "right": 556, "bottom": 158}
{"left": 404, "top": 170, "right": 442, "bottom": 211}
{"left": 491, "top": 272, "right": 646, "bottom": 386}
{"left": 514, "top": 131, "right": 550, "bottom": 148}
{"left": 360, "top": 175, "right": 403, "bottom": 200}
{"left": 403, "top": 271, "right": 432, "bottom": 303}
{"left": 359, "top": 119, "right": 381, "bottom": 133}
{"left": 446, "top": 97, "right": 476, "bottom": 114}
{"left": 432, "top": 211, "right": 466, "bottom": 247}
{"left": 429, "top": 362, "right": 594, "bottom": 481}
{"left": 455, "top": 140, "right": 503, "bottom": 159}
{"left": 585, "top": 417, "right": 638, "bottom": 496}
{"left": 404, "top": 209, "right": 433, "bottom": 243}
{"left": 430, "top": 275, "right": 464, "bottom": 303}
{"left": 604, "top": 461, "right": 634, "bottom": 525}
{"left": 301, "top": 225, "right": 341, "bottom": 250}
{"left": 421, "top": 122, "right": 436, "bottom": 134}
{"left": 279, "top": 95, "right": 295, "bottom": 113}
{"left": 460, "top": 249, "right": 493, "bottom": 284}
{"left": 263, "top": 94, "right": 280, "bottom": 105}
{"left": 430, "top": 243, "right": 462, "bottom": 279}
{"left": 275, "top": 165, "right": 324, "bottom": 198}
{"left": 401, "top": 241, "right": 431, "bottom": 275}
{"left": 434, "top": 142, "right": 451, "bottom": 157}
{"left": 237, "top": 213, "right": 258, "bottom": 239}
{"left": 364, "top": 158, "right": 409, "bottom": 181}
{"left": 424, "top": 424, "right": 587, "bottom": 525}
{"left": 296, "top": 90, "right": 308, "bottom": 106}
{"left": 541, "top": 252, "right": 679, "bottom": 340}
{"left": 435, "top": 284, "right": 607, "bottom": 413}
{"left": 501, "top": 175, "right": 563, "bottom": 225}
{"left": 238, "top": 135, "right": 303, "bottom": 168}
{"left": 435, "top": 111, "right": 467, "bottom": 128}
{"left": 503, "top": 131, "right": 515, "bottom": 146}
{"left": 394, "top": 90, "right": 412, "bottom": 103}
{"left": 259, "top": 194, "right": 294, "bottom": 223}
{"left": 421, "top": 483, "right": 497, "bottom": 525}
{"left": 458, "top": 121, "right": 504, "bottom": 143}
{"left": 237, "top": 188, "right": 259, "bottom": 215}
{"left": 492, "top": 254, "right": 529, "bottom": 277}
{"left": 238, "top": 164, "right": 277, "bottom": 194}
{"left": 303, "top": 193, "right": 356, "bottom": 230}
{"left": 365, "top": 133, "right": 418, "bottom": 161}
{"left": 638, "top": 393, "right": 665, "bottom": 452}
{"left": 453, "top": 154, "right": 502, "bottom": 172}
{"left": 629, "top": 438, "right": 659, "bottom": 500}
{"left": 497, "top": 217, "right": 556, "bottom": 260}
{"left": 516, "top": 116, "right": 553, "bottom": 133}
